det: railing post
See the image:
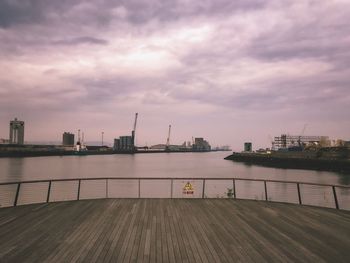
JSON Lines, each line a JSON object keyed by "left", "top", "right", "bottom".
{"left": 264, "top": 181, "right": 268, "bottom": 201}
{"left": 47, "top": 181, "right": 52, "bottom": 203}
{"left": 106, "top": 179, "right": 108, "bottom": 199}
{"left": 332, "top": 186, "right": 339, "bottom": 210}
{"left": 170, "top": 179, "right": 173, "bottom": 199}
{"left": 14, "top": 183, "right": 21, "bottom": 206}
{"left": 233, "top": 179, "right": 236, "bottom": 199}
{"left": 138, "top": 179, "right": 141, "bottom": 198}
{"left": 202, "top": 179, "right": 206, "bottom": 199}
{"left": 77, "top": 179, "right": 81, "bottom": 200}
{"left": 297, "top": 183, "right": 302, "bottom": 205}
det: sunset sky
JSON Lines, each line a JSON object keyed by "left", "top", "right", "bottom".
{"left": 0, "top": 0, "right": 349, "bottom": 150}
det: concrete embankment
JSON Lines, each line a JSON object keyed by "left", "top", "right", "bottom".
{"left": 225, "top": 149, "right": 350, "bottom": 173}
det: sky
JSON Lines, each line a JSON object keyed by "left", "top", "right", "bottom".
{"left": 0, "top": 0, "right": 349, "bottom": 150}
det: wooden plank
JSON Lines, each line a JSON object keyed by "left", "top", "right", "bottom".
{"left": 1, "top": 199, "right": 350, "bottom": 263}
{"left": 159, "top": 199, "right": 169, "bottom": 262}
{"left": 25, "top": 201, "right": 96, "bottom": 263}
{"left": 155, "top": 199, "right": 163, "bottom": 263}
{"left": 1, "top": 202, "right": 81, "bottom": 262}
{"left": 166, "top": 202, "right": 183, "bottom": 262}
{"left": 106, "top": 200, "right": 137, "bottom": 262}
{"left": 173, "top": 199, "right": 197, "bottom": 263}
{"left": 137, "top": 199, "right": 151, "bottom": 263}
{"left": 115, "top": 200, "right": 142, "bottom": 262}
{"left": 149, "top": 200, "right": 157, "bottom": 263}
{"left": 56, "top": 200, "right": 113, "bottom": 262}
{"left": 80, "top": 200, "right": 122, "bottom": 262}
{"left": 180, "top": 200, "right": 209, "bottom": 263}
{"left": 164, "top": 201, "right": 176, "bottom": 263}
{"left": 97, "top": 199, "right": 132, "bottom": 262}
{"left": 169, "top": 200, "right": 191, "bottom": 263}
{"left": 103, "top": 199, "right": 134, "bottom": 262}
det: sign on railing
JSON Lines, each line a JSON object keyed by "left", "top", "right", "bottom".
{"left": 0, "top": 178, "right": 349, "bottom": 211}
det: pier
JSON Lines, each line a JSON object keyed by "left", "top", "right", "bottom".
{"left": 1, "top": 177, "right": 350, "bottom": 262}
{"left": 1, "top": 199, "right": 350, "bottom": 262}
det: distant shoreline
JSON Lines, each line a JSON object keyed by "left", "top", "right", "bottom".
{"left": 0, "top": 147, "right": 230, "bottom": 158}
{"left": 225, "top": 152, "right": 350, "bottom": 174}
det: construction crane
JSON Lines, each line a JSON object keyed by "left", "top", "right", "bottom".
{"left": 297, "top": 123, "right": 308, "bottom": 148}
{"left": 131, "top": 113, "right": 138, "bottom": 150}
{"left": 165, "top": 125, "right": 171, "bottom": 151}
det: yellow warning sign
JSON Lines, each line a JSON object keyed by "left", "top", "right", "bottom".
{"left": 183, "top": 182, "right": 194, "bottom": 195}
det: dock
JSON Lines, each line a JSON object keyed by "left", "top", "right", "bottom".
{"left": 1, "top": 199, "right": 350, "bottom": 262}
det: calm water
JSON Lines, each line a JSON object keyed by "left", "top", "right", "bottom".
{"left": 1, "top": 152, "right": 350, "bottom": 210}
{"left": 0, "top": 152, "right": 349, "bottom": 185}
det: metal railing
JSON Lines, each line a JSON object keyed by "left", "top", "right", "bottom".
{"left": 0, "top": 177, "right": 349, "bottom": 210}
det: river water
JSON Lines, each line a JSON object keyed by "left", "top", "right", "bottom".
{"left": 0, "top": 151, "right": 349, "bottom": 184}
{"left": 0, "top": 152, "right": 349, "bottom": 210}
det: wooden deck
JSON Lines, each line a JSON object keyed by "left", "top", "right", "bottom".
{"left": 1, "top": 199, "right": 350, "bottom": 263}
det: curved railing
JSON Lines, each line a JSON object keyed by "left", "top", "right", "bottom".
{"left": 0, "top": 177, "right": 350, "bottom": 211}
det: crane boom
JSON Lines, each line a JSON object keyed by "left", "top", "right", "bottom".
{"left": 166, "top": 125, "right": 171, "bottom": 147}
{"left": 298, "top": 123, "right": 308, "bottom": 148}
{"left": 133, "top": 113, "right": 138, "bottom": 132}
{"left": 131, "top": 113, "right": 138, "bottom": 150}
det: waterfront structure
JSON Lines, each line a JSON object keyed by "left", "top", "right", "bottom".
{"left": 113, "top": 138, "right": 120, "bottom": 151}
{"left": 244, "top": 142, "right": 252, "bottom": 152}
{"left": 62, "top": 132, "right": 74, "bottom": 146}
{"left": 120, "top": 136, "right": 133, "bottom": 150}
{"left": 113, "top": 113, "right": 138, "bottom": 152}
{"left": 1, "top": 175, "right": 350, "bottom": 262}
{"left": 114, "top": 136, "right": 133, "bottom": 151}
{"left": 1, "top": 199, "right": 350, "bottom": 262}
{"left": 0, "top": 138, "right": 10, "bottom": 144}
{"left": 192, "top": 137, "right": 211, "bottom": 151}
{"left": 273, "top": 134, "right": 329, "bottom": 150}
{"left": 9, "top": 118, "right": 24, "bottom": 144}
{"left": 149, "top": 144, "right": 166, "bottom": 150}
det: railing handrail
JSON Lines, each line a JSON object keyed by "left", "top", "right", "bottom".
{"left": 1, "top": 177, "right": 350, "bottom": 188}
{"left": 1, "top": 176, "right": 350, "bottom": 211}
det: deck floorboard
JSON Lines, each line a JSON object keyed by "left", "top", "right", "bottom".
{"left": 1, "top": 199, "right": 350, "bottom": 262}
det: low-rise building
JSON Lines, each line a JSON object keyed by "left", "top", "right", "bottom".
{"left": 62, "top": 132, "right": 75, "bottom": 146}
{"left": 192, "top": 137, "right": 211, "bottom": 151}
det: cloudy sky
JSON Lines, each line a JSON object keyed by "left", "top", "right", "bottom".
{"left": 0, "top": 0, "right": 349, "bottom": 150}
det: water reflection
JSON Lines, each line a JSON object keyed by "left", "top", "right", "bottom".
{"left": 0, "top": 152, "right": 348, "bottom": 186}
{"left": 7, "top": 158, "right": 24, "bottom": 181}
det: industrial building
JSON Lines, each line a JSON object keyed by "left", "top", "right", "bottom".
{"left": 244, "top": 142, "right": 252, "bottom": 152}
{"left": 113, "top": 113, "right": 138, "bottom": 152}
{"left": 273, "top": 134, "right": 329, "bottom": 150}
{"left": 62, "top": 132, "right": 75, "bottom": 146}
{"left": 192, "top": 137, "right": 211, "bottom": 152}
{"left": 9, "top": 118, "right": 24, "bottom": 144}
{"left": 114, "top": 136, "right": 134, "bottom": 151}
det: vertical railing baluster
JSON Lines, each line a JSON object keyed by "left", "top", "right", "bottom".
{"left": 171, "top": 179, "right": 173, "bottom": 199}
{"left": 264, "top": 181, "right": 268, "bottom": 201}
{"left": 233, "top": 179, "right": 236, "bottom": 199}
{"left": 14, "top": 183, "right": 21, "bottom": 206}
{"left": 332, "top": 186, "right": 339, "bottom": 210}
{"left": 297, "top": 183, "right": 302, "bottom": 205}
{"left": 77, "top": 179, "right": 81, "bottom": 200}
{"left": 138, "top": 179, "right": 141, "bottom": 198}
{"left": 202, "top": 179, "right": 206, "bottom": 199}
{"left": 47, "top": 181, "right": 52, "bottom": 203}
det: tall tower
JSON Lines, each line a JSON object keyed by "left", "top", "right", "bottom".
{"left": 9, "top": 118, "right": 25, "bottom": 144}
